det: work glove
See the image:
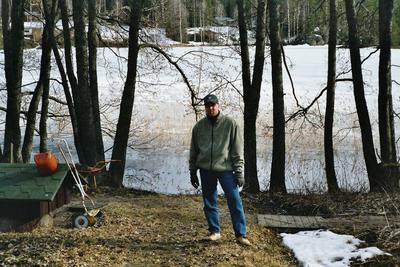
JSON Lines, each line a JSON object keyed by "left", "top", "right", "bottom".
{"left": 190, "top": 171, "right": 199, "bottom": 189}
{"left": 235, "top": 172, "right": 245, "bottom": 187}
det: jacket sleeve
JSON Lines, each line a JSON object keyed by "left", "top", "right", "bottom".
{"left": 189, "top": 125, "right": 198, "bottom": 173}
{"left": 230, "top": 121, "right": 244, "bottom": 174}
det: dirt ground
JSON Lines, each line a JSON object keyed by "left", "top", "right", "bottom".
{"left": 0, "top": 188, "right": 297, "bottom": 266}
{"left": 0, "top": 188, "right": 398, "bottom": 266}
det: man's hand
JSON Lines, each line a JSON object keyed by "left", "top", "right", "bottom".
{"left": 235, "top": 172, "right": 245, "bottom": 187}
{"left": 190, "top": 171, "right": 199, "bottom": 189}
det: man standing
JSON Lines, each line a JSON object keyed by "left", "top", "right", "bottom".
{"left": 189, "top": 94, "right": 251, "bottom": 246}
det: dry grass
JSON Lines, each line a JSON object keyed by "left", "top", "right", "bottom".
{"left": 0, "top": 188, "right": 296, "bottom": 266}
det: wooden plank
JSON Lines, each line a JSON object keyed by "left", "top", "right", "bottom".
{"left": 257, "top": 214, "right": 400, "bottom": 230}
{"left": 257, "top": 214, "right": 326, "bottom": 229}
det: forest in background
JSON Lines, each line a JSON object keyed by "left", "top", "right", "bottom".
{"left": 4, "top": 0, "right": 400, "bottom": 46}
{"left": 121, "top": 0, "right": 400, "bottom": 46}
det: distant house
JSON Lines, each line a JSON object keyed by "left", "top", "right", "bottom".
{"left": 24, "top": 21, "right": 44, "bottom": 42}
{"left": 187, "top": 27, "right": 218, "bottom": 43}
{"left": 214, "top": 17, "right": 236, "bottom": 27}
{"left": 0, "top": 164, "right": 72, "bottom": 232}
{"left": 187, "top": 26, "right": 244, "bottom": 45}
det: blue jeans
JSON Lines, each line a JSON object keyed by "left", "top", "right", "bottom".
{"left": 199, "top": 169, "right": 247, "bottom": 237}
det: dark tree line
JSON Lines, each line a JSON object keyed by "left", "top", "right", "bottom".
{"left": 108, "top": 0, "right": 400, "bottom": 47}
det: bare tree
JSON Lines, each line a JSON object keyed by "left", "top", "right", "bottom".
{"left": 59, "top": 0, "right": 85, "bottom": 162}
{"left": 165, "top": 0, "right": 188, "bottom": 42}
{"left": 344, "top": 0, "right": 380, "bottom": 192}
{"left": 268, "top": 0, "right": 286, "bottom": 193}
{"left": 51, "top": 39, "right": 82, "bottom": 162}
{"left": 378, "top": 0, "right": 399, "bottom": 191}
{"left": 236, "top": 0, "right": 266, "bottom": 193}
{"left": 89, "top": 0, "right": 106, "bottom": 164}
{"left": 1, "top": 0, "right": 25, "bottom": 163}
{"left": 39, "top": 0, "right": 59, "bottom": 153}
{"left": 109, "top": 0, "right": 143, "bottom": 187}
{"left": 22, "top": 0, "right": 58, "bottom": 162}
{"left": 324, "top": 0, "right": 340, "bottom": 193}
{"left": 73, "top": 0, "right": 99, "bottom": 166}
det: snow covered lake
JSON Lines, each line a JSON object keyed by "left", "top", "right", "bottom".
{"left": 1, "top": 45, "right": 400, "bottom": 194}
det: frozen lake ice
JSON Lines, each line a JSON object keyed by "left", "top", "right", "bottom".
{"left": 1, "top": 45, "right": 399, "bottom": 194}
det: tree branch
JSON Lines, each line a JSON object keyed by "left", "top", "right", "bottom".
{"left": 139, "top": 43, "right": 202, "bottom": 118}
{"left": 281, "top": 44, "right": 301, "bottom": 108}
{"left": 21, "top": 91, "right": 68, "bottom": 105}
{"left": 335, "top": 47, "right": 380, "bottom": 78}
{"left": 286, "top": 78, "right": 352, "bottom": 123}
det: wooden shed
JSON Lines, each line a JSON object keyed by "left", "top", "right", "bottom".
{"left": 0, "top": 164, "right": 73, "bottom": 232}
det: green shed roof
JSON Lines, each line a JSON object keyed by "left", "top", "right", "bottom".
{"left": 0, "top": 164, "right": 70, "bottom": 201}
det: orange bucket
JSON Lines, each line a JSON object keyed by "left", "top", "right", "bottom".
{"left": 34, "top": 152, "right": 59, "bottom": 176}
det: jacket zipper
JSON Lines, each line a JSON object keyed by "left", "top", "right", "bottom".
{"left": 210, "top": 121, "right": 214, "bottom": 170}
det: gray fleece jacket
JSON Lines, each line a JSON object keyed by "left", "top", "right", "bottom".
{"left": 189, "top": 113, "right": 244, "bottom": 174}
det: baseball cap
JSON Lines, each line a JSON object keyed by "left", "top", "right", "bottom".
{"left": 204, "top": 94, "right": 219, "bottom": 104}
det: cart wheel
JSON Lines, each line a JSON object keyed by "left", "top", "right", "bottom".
{"left": 74, "top": 215, "right": 89, "bottom": 228}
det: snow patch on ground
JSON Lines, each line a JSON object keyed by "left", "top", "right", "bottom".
{"left": 281, "top": 230, "right": 389, "bottom": 267}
